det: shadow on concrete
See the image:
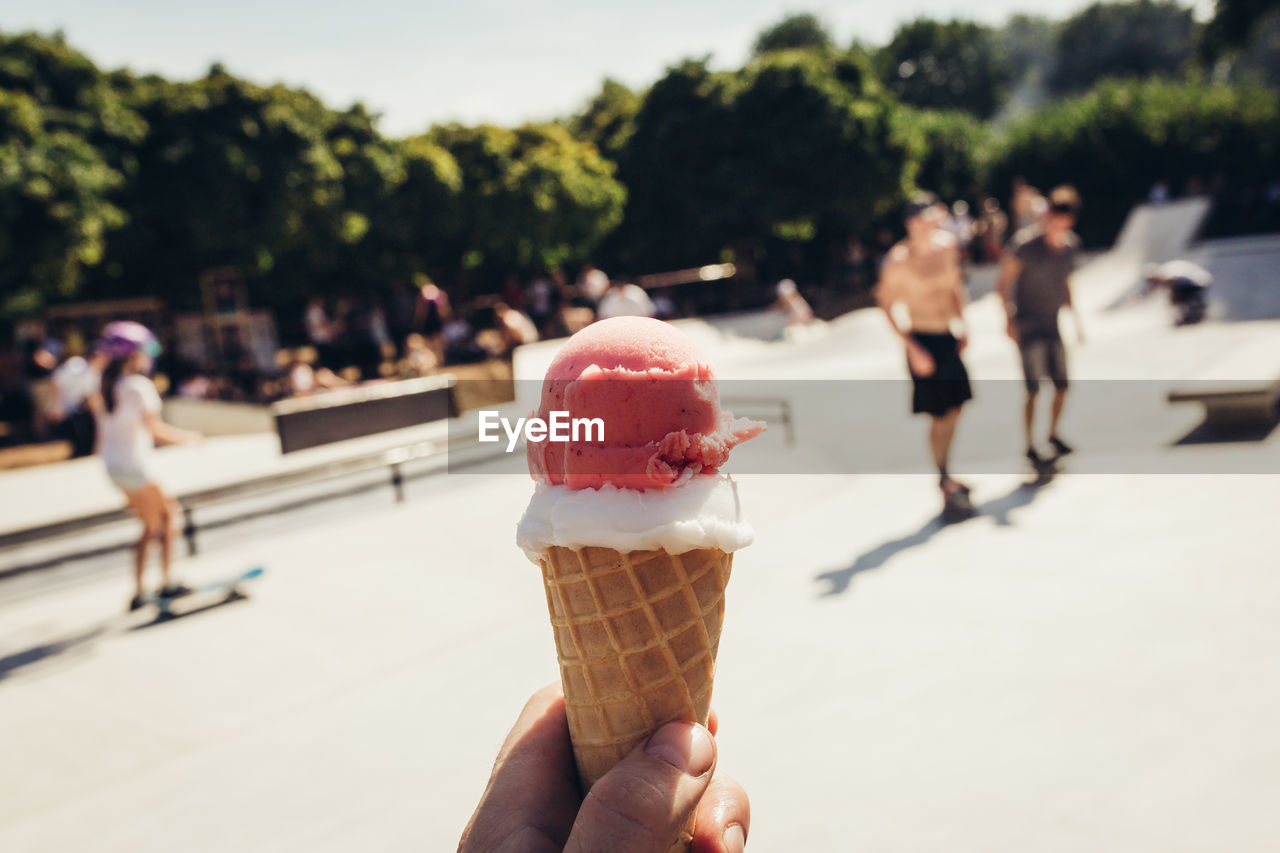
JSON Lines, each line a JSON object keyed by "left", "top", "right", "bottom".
{"left": 1174, "top": 416, "right": 1279, "bottom": 446}
{"left": 815, "top": 474, "right": 1056, "bottom": 597}
{"left": 0, "top": 624, "right": 108, "bottom": 681}
{"left": 815, "top": 516, "right": 945, "bottom": 597}
{"left": 979, "top": 468, "right": 1057, "bottom": 527}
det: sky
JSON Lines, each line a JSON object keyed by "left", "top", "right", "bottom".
{"left": 2, "top": 0, "right": 1215, "bottom": 137}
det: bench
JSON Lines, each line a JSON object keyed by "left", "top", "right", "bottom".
{"left": 272, "top": 376, "right": 458, "bottom": 454}
{"left": 1167, "top": 337, "right": 1280, "bottom": 428}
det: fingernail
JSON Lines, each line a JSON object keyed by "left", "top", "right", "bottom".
{"left": 644, "top": 722, "right": 714, "bottom": 776}
{"left": 724, "top": 823, "right": 746, "bottom": 853}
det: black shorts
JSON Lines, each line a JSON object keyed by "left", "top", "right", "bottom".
{"left": 909, "top": 332, "right": 972, "bottom": 416}
{"left": 1018, "top": 332, "right": 1068, "bottom": 392}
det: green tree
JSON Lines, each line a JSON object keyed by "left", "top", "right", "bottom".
{"left": 357, "top": 134, "right": 461, "bottom": 289}
{"left": 878, "top": 19, "right": 1013, "bottom": 118}
{"left": 1224, "top": 9, "right": 1280, "bottom": 83}
{"left": 566, "top": 78, "right": 640, "bottom": 162}
{"left": 611, "top": 53, "right": 911, "bottom": 277}
{"left": 990, "top": 78, "right": 1280, "bottom": 246}
{"left": 0, "top": 32, "right": 141, "bottom": 316}
{"left": 751, "top": 13, "right": 834, "bottom": 56}
{"left": 1201, "top": 0, "right": 1280, "bottom": 59}
{"left": 85, "top": 67, "right": 347, "bottom": 312}
{"left": 1049, "top": 1, "right": 1197, "bottom": 95}
{"left": 606, "top": 59, "right": 741, "bottom": 271}
{"left": 730, "top": 51, "right": 908, "bottom": 241}
{"left": 999, "top": 14, "right": 1059, "bottom": 84}
{"left": 894, "top": 108, "right": 991, "bottom": 205}
{"left": 0, "top": 90, "right": 126, "bottom": 316}
{"left": 427, "top": 122, "right": 625, "bottom": 290}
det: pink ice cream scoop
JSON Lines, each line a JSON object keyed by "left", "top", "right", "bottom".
{"left": 527, "top": 316, "right": 764, "bottom": 490}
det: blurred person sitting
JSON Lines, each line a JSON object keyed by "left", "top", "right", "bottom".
{"left": 414, "top": 280, "right": 451, "bottom": 363}
{"left": 945, "top": 200, "right": 975, "bottom": 259}
{"left": 495, "top": 302, "right": 539, "bottom": 353}
{"left": 304, "top": 297, "right": 336, "bottom": 368}
{"left": 21, "top": 335, "right": 61, "bottom": 441}
{"left": 89, "top": 322, "right": 202, "bottom": 612}
{"left": 525, "top": 272, "right": 559, "bottom": 333}
{"left": 51, "top": 345, "right": 109, "bottom": 457}
{"left": 975, "top": 197, "right": 1008, "bottom": 263}
{"left": 652, "top": 287, "right": 678, "bottom": 320}
{"left": 398, "top": 334, "right": 440, "bottom": 377}
{"left": 442, "top": 315, "right": 488, "bottom": 365}
{"left": 1144, "top": 260, "right": 1211, "bottom": 326}
{"left": 576, "top": 262, "right": 610, "bottom": 309}
{"left": 597, "top": 278, "right": 657, "bottom": 320}
{"left": 773, "top": 279, "right": 814, "bottom": 327}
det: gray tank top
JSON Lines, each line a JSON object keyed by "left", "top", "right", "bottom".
{"left": 1012, "top": 229, "right": 1077, "bottom": 338}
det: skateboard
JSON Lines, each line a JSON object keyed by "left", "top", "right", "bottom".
{"left": 144, "top": 567, "right": 265, "bottom": 619}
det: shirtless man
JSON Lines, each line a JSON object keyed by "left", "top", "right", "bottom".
{"left": 876, "top": 192, "right": 973, "bottom": 508}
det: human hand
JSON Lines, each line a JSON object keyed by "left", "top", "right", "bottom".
{"left": 459, "top": 683, "right": 750, "bottom": 853}
{"left": 906, "top": 341, "right": 935, "bottom": 377}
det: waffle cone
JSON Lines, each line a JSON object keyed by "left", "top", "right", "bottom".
{"left": 539, "top": 544, "right": 732, "bottom": 847}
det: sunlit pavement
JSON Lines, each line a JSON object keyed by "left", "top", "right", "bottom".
{"left": 3, "top": 268, "right": 1280, "bottom": 850}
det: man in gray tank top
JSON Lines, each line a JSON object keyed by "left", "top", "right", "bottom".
{"left": 997, "top": 185, "right": 1086, "bottom": 467}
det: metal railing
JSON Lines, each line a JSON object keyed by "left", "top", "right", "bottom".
{"left": 0, "top": 432, "right": 499, "bottom": 579}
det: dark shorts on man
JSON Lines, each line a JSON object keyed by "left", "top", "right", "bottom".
{"left": 909, "top": 332, "right": 973, "bottom": 416}
{"left": 1018, "top": 329, "right": 1068, "bottom": 393}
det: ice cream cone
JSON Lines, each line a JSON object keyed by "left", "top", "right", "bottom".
{"left": 539, "top": 544, "right": 732, "bottom": 847}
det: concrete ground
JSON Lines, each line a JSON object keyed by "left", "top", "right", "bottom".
{"left": 2, "top": 237, "right": 1279, "bottom": 850}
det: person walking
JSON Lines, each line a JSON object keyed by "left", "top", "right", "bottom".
{"left": 998, "top": 185, "right": 1086, "bottom": 467}
{"left": 876, "top": 192, "right": 974, "bottom": 514}
{"left": 89, "top": 322, "right": 202, "bottom": 611}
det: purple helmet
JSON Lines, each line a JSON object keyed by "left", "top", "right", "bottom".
{"left": 96, "top": 321, "right": 161, "bottom": 359}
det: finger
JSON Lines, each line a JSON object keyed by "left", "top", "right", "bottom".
{"left": 565, "top": 721, "right": 716, "bottom": 853}
{"left": 691, "top": 773, "right": 751, "bottom": 853}
{"left": 707, "top": 707, "right": 719, "bottom": 737}
{"left": 459, "top": 683, "right": 580, "bottom": 853}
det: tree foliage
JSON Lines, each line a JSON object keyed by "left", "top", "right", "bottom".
{"left": 0, "top": 32, "right": 140, "bottom": 315}
{"left": 878, "top": 19, "right": 1013, "bottom": 118}
{"left": 893, "top": 108, "right": 991, "bottom": 205}
{"left": 427, "top": 122, "right": 625, "bottom": 288}
{"left": 751, "top": 13, "right": 834, "bottom": 56}
{"left": 1049, "top": 1, "right": 1196, "bottom": 95}
{"left": 608, "top": 52, "right": 910, "bottom": 275}
{"left": 989, "top": 78, "right": 1280, "bottom": 246}
{"left": 566, "top": 78, "right": 640, "bottom": 162}
{"left": 84, "top": 68, "right": 349, "bottom": 312}
{"left": 1201, "top": 0, "right": 1280, "bottom": 59}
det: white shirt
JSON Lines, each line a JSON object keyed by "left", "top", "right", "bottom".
{"left": 597, "top": 285, "right": 656, "bottom": 319}
{"left": 51, "top": 357, "right": 101, "bottom": 416}
{"left": 98, "top": 374, "right": 162, "bottom": 474}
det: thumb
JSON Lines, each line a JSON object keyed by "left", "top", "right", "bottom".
{"left": 564, "top": 721, "right": 716, "bottom": 853}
